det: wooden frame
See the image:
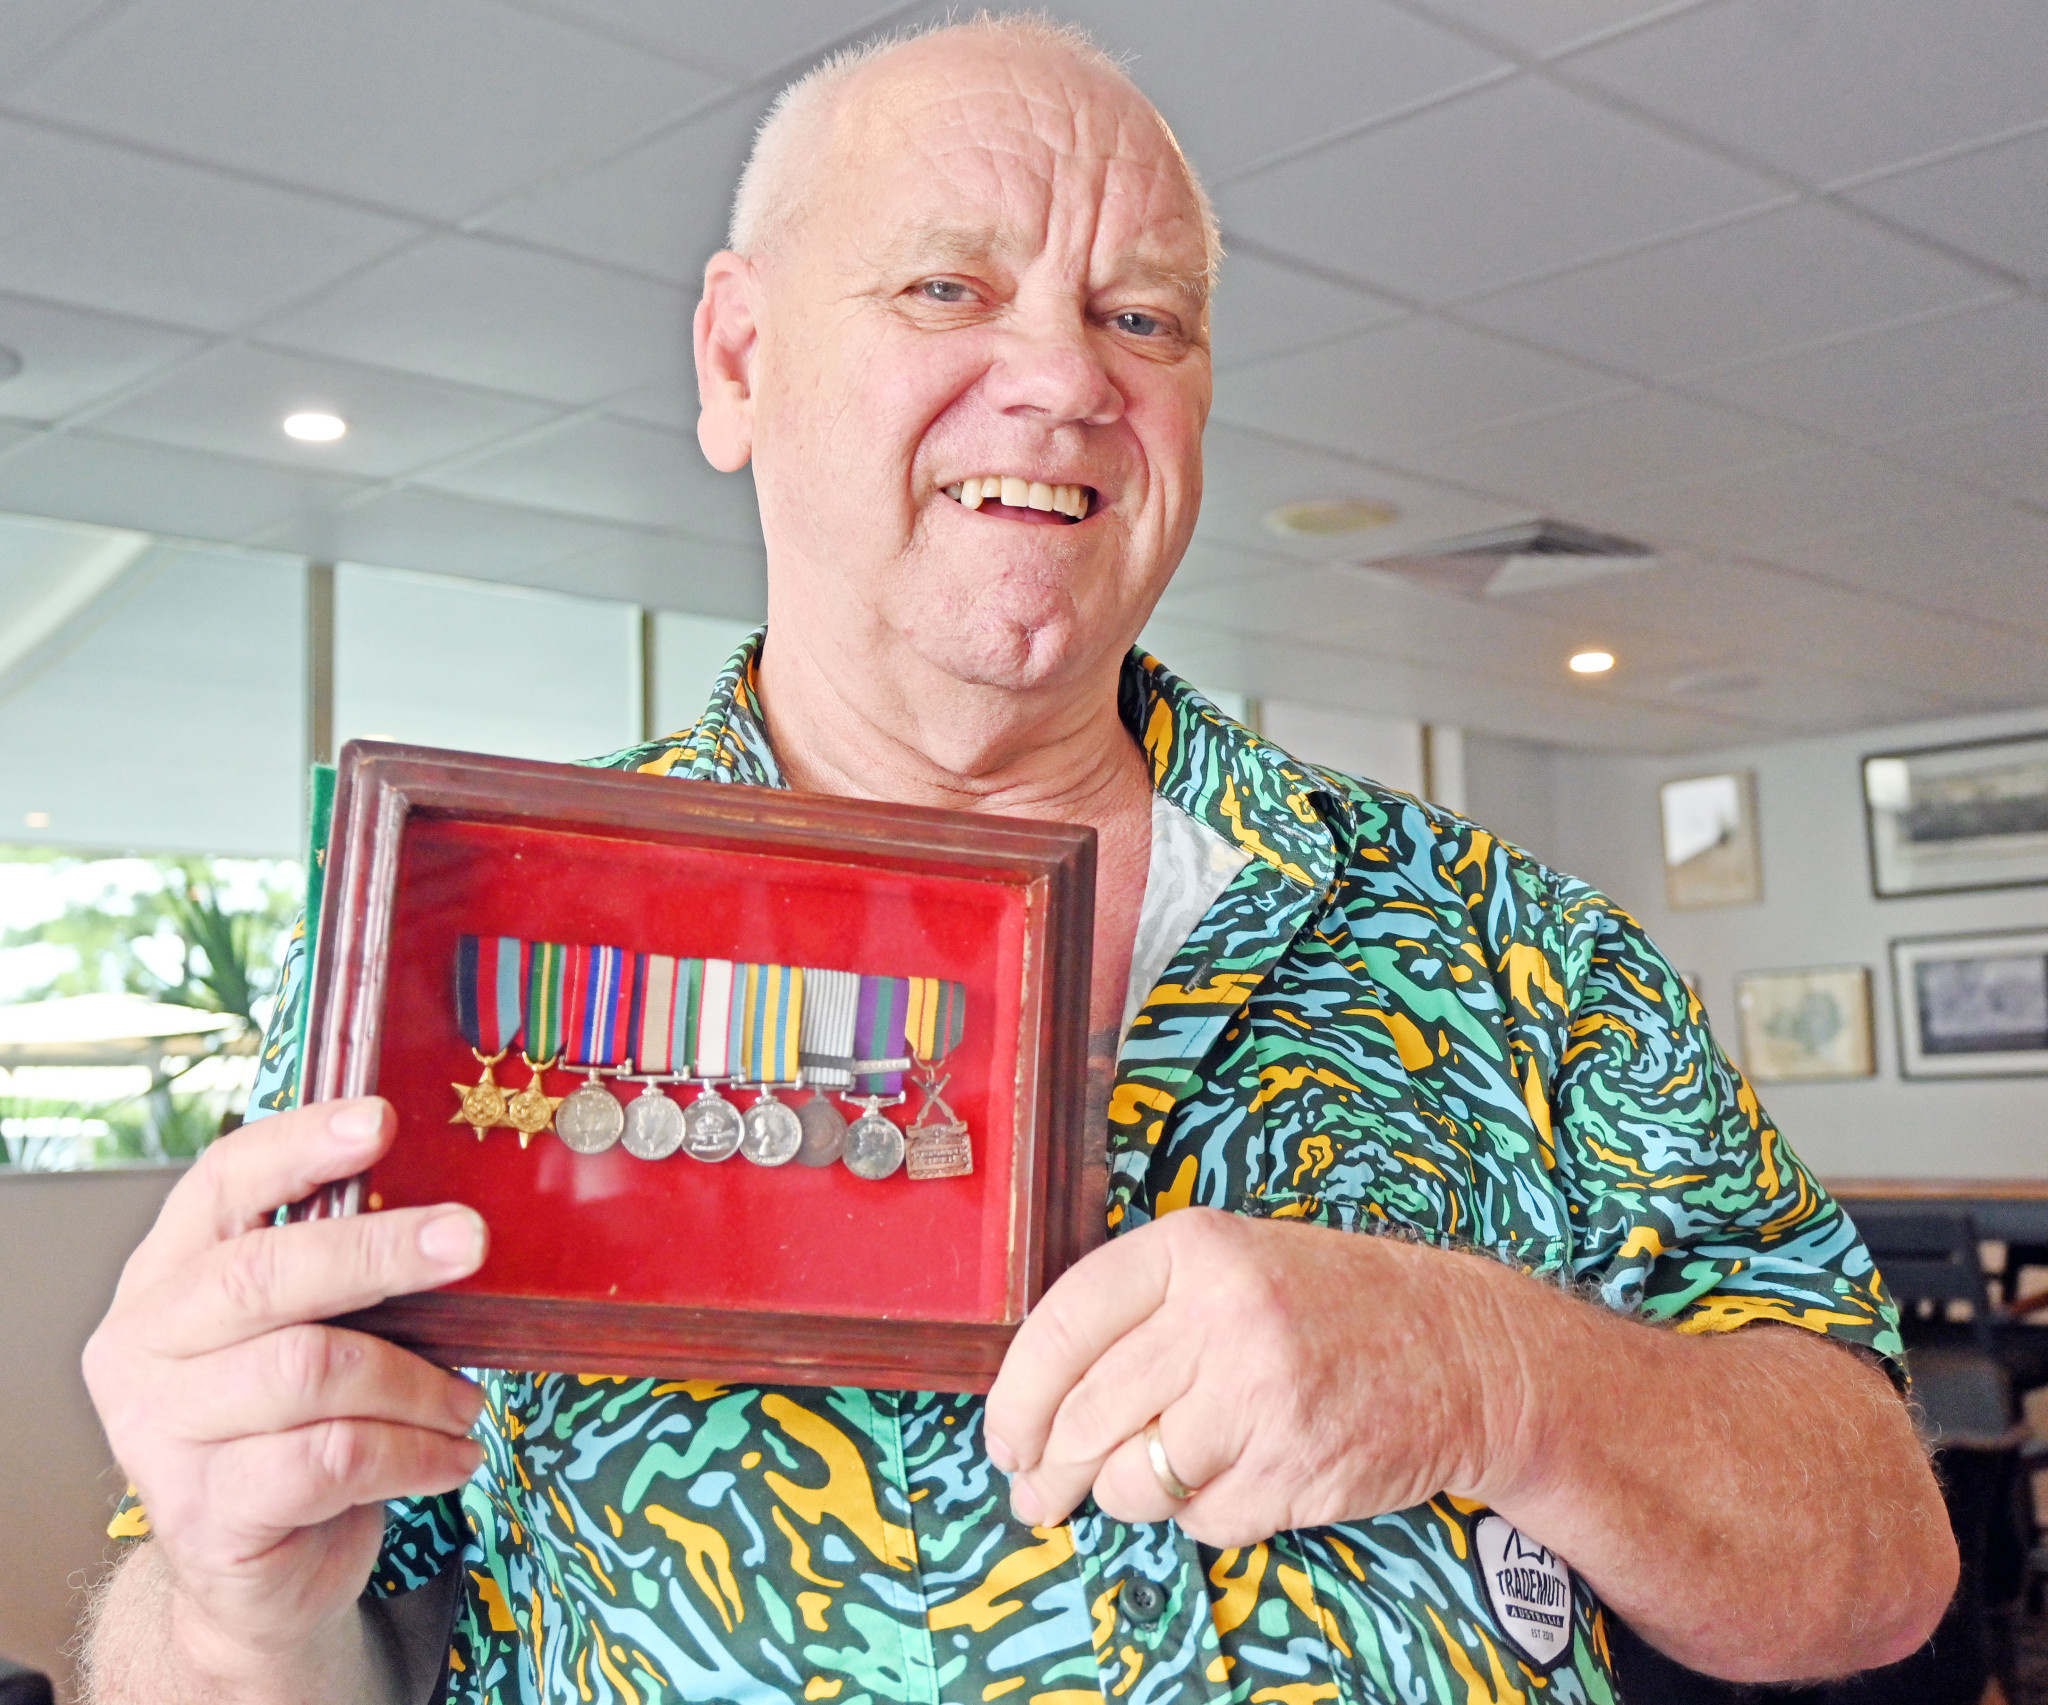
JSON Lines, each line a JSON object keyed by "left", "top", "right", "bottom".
{"left": 1733, "top": 964, "right": 1876, "bottom": 1083}
{"left": 296, "top": 741, "right": 1096, "bottom": 1390}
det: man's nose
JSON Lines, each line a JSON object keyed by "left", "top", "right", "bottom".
{"left": 982, "top": 312, "right": 1124, "bottom": 429}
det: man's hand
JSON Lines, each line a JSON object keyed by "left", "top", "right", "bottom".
{"left": 983, "top": 1208, "right": 1507, "bottom": 1547}
{"left": 982, "top": 1206, "right": 1954, "bottom": 1682}
{"left": 82, "top": 1099, "right": 489, "bottom": 1690}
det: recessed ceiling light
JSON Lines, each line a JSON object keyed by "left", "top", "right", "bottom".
{"left": 24, "top": 811, "right": 51, "bottom": 828}
{"left": 1569, "top": 650, "right": 1615, "bottom": 675}
{"left": 283, "top": 411, "right": 347, "bottom": 442}
{"left": 1264, "top": 498, "right": 1400, "bottom": 538}
{"left": 0, "top": 346, "right": 21, "bottom": 384}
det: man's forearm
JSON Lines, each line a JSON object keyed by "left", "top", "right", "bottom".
{"left": 1463, "top": 1269, "right": 1954, "bottom": 1681}
{"left": 81, "top": 1543, "right": 403, "bottom": 1705}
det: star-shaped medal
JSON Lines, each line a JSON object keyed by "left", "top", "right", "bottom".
{"left": 450, "top": 1048, "right": 509, "bottom": 1140}
{"left": 504, "top": 1055, "right": 565, "bottom": 1148}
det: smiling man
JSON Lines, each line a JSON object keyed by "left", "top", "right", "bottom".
{"left": 80, "top": 16, "right": 1953, "bottom": 1705}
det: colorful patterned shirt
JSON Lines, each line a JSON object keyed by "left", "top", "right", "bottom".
{"left": 186, "top": 635, "right": 1901, "bottom": 1704}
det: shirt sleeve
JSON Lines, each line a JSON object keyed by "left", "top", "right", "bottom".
{"left": 1539, "top": 878, "right": 1904, "bottom": 1374}
{"left": 109, "top": 919, "right": 472, "bottom": 1573}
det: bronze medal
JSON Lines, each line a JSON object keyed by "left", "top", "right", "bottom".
{"left": 504, "top": 1054, "right": 565, "bottom": 1148}
{"left": 795, "top": 1093, "right": 847, "bottom": 1166}
{"left": 450, "top": 1046, "right": 510, "bottom": 1141}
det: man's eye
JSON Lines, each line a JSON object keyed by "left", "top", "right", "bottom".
{"left": 918, "top": 279, "right": 972, "bottom": 303}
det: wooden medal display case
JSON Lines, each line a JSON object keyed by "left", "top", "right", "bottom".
{"left": 297, "top": 742, "right": 1097, "bottom": 1391}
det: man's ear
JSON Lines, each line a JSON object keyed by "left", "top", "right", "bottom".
{"left": 695, "top": 250, "right": 757, "bottom": 473}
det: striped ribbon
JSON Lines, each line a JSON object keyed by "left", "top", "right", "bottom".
{"left": 851, "top": 975, "right": 912, "bottom": 1095}
{"left": 453, "top": 934, "right": 525, "bottom": 1055}
{"left": 798, "top": 968, "right": 859, "bottom": 1087}
{"left": 565, "top": 943, "right": 632, "bottom": 1066}
{"left": 906, "top": 977, "right": 966, "bottom": 1067}
{"left": 525, "top": 941, "right": 569, "bottom": 1062}
{"left": 734, "top": 963, "right": 803, "bottom": 1083}
{"left": 695, "top": 959, "right": 737, "bottom": 1078}
{"left": 630, "top": 954, "right": 677, "bottom": 1075}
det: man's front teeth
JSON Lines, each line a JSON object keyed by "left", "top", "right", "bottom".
{"left": 942, "top": 479, "right": 1089, "bottom": 518}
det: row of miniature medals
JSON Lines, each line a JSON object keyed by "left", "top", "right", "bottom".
{"left": 448, "top": 935, "right": 972, "bottom": 1182}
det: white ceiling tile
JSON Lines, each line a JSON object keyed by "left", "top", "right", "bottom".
{"left": 1847, "top": 130, "right": 2048, "bottom": 287}
{"left": 1060, "top": 0, "right": 1508, "bottom": 179}
{"left": 1216, "top": 75, "right": 1782, "bottom": 304}
{"left": 1386, "top": 388, "right": 1822, "bottom": 513}
{"left": 1685, "top": 296, "right": 2048, "bottom": 440}
{"left": 0, "top": 293, "right": 205, "bottom": 422}
{"left": 0, "top": 116, "right": 421, "bottom": 332}
{"left": 1213, "top": 316, "right": 1626, "bottom": 457}
{"left": 0, "top": 0, "right": 118, "bottom": 86}
{"left": 1208, "top": 251, "right": 1408, "bottom": 372}
{"left": 1586, "top": 446, "right": 1979, "bottom": 556}
{"left": 420, "top": 415, "right": 760, "bottom": 542}
{"left": 498, "top": 0, "right": 910, "bottom": 81}
{"left": 1460, "top": 201, "right": 2003, "bottom": 380}
{"left": 480, "top": 100, "right": 754, "bottom": 286}
{"left": 520, "top": 531, "right": 768, "bottom": 621}
{"left": 1879, "top": 403, "right": 2048, "bottom": 508}
{"left": 1567, "top": 0, "right": 2048, "bottom": 186}
{"left": 260, "top": 487, "right": 626, "bottom": 577}
{"left": 87, "top": 344, "right": 562, "bottom": 479}
{"left": 262, "top": 235, "right": 691, "bottom": 405}
{"left": 1768, "top": 504, "right": 2048, "bottom": 638}
{"left": 1410, "top": 0, "right": 1717, "bottom": 58}
{"left": 7, "top": 0, "right": 727, "bottom": 222}
{"left": 0, "top": 429, "right": 373, "bottom": 540}
{"left": 1195, "top": 421, "right": 1534, "bottom": 562}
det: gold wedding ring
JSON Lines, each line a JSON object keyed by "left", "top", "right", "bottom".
{"left": 1143, "top": 1416, "right": 1201, "bottom": 1503}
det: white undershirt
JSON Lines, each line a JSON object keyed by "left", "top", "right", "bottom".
{"left": 1121, "top": 792, "right": 1253, "bottom": 1042}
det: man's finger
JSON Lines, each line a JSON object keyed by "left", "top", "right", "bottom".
{"left": 985, "top": 1216, "right": 1181, "bottom": 1473}
{"left": 212, "top": 1418, "right": 485, "bottom": 1538}
{"left": 161, "top": 1326, "right": 485, "bottom": 1444}
{"left": 136, "top": 1100, "right": 394, "bottom": 1273}
{"left": 153, "top": 1203, "right": 487, "bottom": 1356}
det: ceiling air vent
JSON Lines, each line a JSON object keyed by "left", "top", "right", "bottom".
{"left": 1354, "top": 518, "right": 1655, "bottom": 598}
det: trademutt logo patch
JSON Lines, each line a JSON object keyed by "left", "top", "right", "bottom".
{"left": 1472, "top": 1514, "right": 1573, "bottom": 1669}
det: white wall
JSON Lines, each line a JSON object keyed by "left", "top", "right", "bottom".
{"left": 1467, "top": 706, "right": 2048, "bottom": 1181}
{"left": 0, "top": 1167, "right": 180, "bottom": 1693}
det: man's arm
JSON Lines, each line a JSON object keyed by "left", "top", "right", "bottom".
{"left": 984, "top": 1209, "right": 1954, "bottom": 1683}
{"left": 78, "top": 1100, "right": 487, "bottom": 1703}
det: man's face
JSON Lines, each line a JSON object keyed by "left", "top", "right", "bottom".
{"left": 735, "top": 39, "right": 1212, "bottom": 697}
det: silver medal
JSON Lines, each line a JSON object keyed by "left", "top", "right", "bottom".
{"left": 621, "top": 1082, "right": 685, "bottom": 1161}
{"left": 682, "top": 1085, "right": 744, "bottom": 1161}
{"left": 740, "top": 1092, "right": 804, "bottom": 1166}
{"left": 795, "top": 1095, "right": 847, "bottom": 1167}
{"left": 844, "top": 1108, "right": 906, "bottom": 1181}
{"left": 556, "top": 1076, "right": 624, "bottom": 1154}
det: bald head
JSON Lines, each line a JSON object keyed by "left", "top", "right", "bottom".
{"left": 730, "top": 15, "right": 1221, "bottom": 290}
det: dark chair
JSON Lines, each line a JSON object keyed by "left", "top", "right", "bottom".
{"left": 0, "top": 1656, "right": 54, "bottom": 1705}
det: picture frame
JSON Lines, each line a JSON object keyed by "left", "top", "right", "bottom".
{"left": 1659, "top": 770, "right": 1762, "bottom": 910}
{"left": 1890, "top": 929, "right": 2048, "bottom": 1081}
{"left": 1733, "top": 965, "right": 1875, "bottom": 1084}
{"left": 1863, "top": 731, "right": 2048, "bottom": 899}
{"left": 294, "top": 741, "right": 1097, "bottom": 1391}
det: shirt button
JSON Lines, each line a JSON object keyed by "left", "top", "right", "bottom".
{"left": 1120, "top": 1577, "right": 1168, "bottom": 1623}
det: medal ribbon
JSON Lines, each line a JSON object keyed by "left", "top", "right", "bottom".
{"left": 632, "top": 953, "right": 678, "bottom": 1075}
{"left": 851, "top": 975, "right": 912, "bottom": 1095}
{"left": 736, "top": 964, "right": 803, "bottom": 1084}
{"left": 567, "top": 943, "right": 631, "bottom": 1066}
{"left": 454, "top": 934, "right": 526, "bottom": 1055}
{"left": 798, "top": 968, "right": 859, "bottom": 1087}
{"left": 906, "top": 978, "right": 966, "bottom": 1068}
{"left": 695, "top": 959, "right": 736, "bottom": 1078}
{"left": 525, "top": 941, "right": 569, "bottom": 1062}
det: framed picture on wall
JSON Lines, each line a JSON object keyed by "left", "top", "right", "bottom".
{"left": 1660, "top": 770, "right": 1762, "bottom": 910}
{"left": 1891, "top": 929, "right": 2048, "bottom": 1080}
{"left": 1733, "top": 966, "right": 1875, "bottom": 1083}
{"left": 1863, "top": 731, "right": 2048, "bottom": 898}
